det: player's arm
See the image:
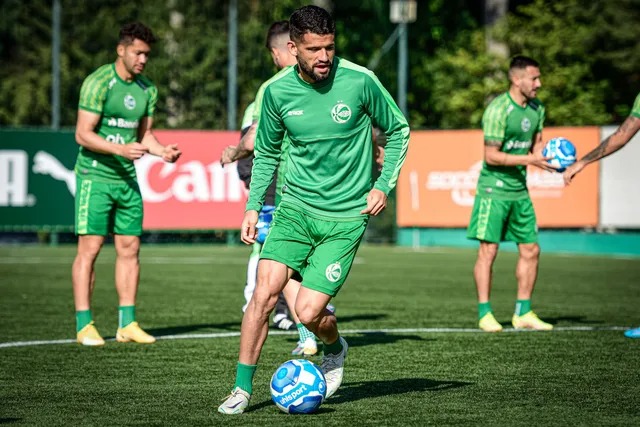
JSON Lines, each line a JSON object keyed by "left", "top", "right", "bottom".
{"left": 75, "top": 109, "right": 148, "bottom": 161}
{"left": 139, "top": 116, "right": 181, "bottom": 163}
{"left": 220, "top": 122, "right": 256, "bottom": 165}
{"left": 566, "top": 114, "right": 640, "bottom": 180}
{"left": 484, "top": 139, "right": 555, "bottom": 171}
{"left": 363, "top": 73, "right": 410, "bottom": 197}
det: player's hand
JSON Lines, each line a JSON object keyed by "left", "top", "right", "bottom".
{"left": 162, "top": 144, "right": 182, "bottom": 163}
{"left": 529, "top": 152, "right": 559, "bottom": 173}
{"left": 119, "top": 142, "right": 149, "bottom": 160}
{"left": 562, "top": 160, "right": 585, "bottom": 185}
{"left": 220, "top": 145, "right": 238, "bottom": 166}
{"left": 361, "top": 189, "right": 387, "bottom": 216}
{"left": 241, "top": 210, "right": 259, "bottom": 244}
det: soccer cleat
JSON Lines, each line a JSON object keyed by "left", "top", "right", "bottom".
{"left": 624, "top": 327, "right": 640, "bottom": 338}
{"left": 218, "top": 387, "right": 251, "bottom": 415}
{"left": 320, "top": 337, "right": 348, "bottom": 399}
{"left": 116, "top": 321, "right": 156, "bottom": 344}
{"left": 478, "top": 312, "right": 503, "bottom": 332}
{"left": 291, "top": 337, "right": 318, "bottom": 356}
{"left": 512, "top": 311, "right": 553, "bottom": 331}
{"left": 76, "top": 321, "right": 105, "bottom": 346}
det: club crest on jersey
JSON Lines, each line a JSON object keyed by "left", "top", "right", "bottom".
{"left": 124, "top": 94, "right": 136, "bottom": 110}
{"left": 521, "top": 118, "right": 531, "bottom": 132}
{"left": 325, "top": 262, "right": 342, "bottom": 282}
{"left": 331, "top": 103, "right": 351, "bottom": 124}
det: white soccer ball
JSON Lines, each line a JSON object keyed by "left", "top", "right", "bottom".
{"left": 270, "top": 359, "right": 326, "bottom": 414}
{"left": 542, "top": 137, "right": 577, "bottom": 172}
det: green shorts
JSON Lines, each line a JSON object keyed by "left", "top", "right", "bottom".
{"left": 466, "top": 196, "right": 537, "bottom": 244}
{"left": 75, "top": 176, "right": 143, "bottom": 236}
{"left": 260, "top": 204, "right": 368, "bottom": 297}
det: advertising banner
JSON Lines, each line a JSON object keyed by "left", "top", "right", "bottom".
{"left": 0, "top": 130, "right": 247, "bottom": 230}
{"left": 396, "top": 127, "right": 600, "bottom": 228}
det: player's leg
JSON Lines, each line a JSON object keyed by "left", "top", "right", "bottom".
{"left": 218, "top": 259, "right": 292, "bottom": 414}
{"left": 112, "top": 182, "right": 155, "bottom": 343}
{"left": 242, "top": 242, "right": 261, "bottom": 312}
{"left": 72, "top": 176, "right": 110, "bottom": 346}
{"left": 467, "top": 196, "right": 507, "bottom": 332}
{"left": 219, "top": 205, "right": 310, "bottom": 414}
{"left": 281, "top": 276, "right": 318, "bottom": 356}
{"left": 508, "top": 198, "right": 552, "bottom": 331}
{"left": 73, "top": 235, "right": 105, "bottom": 345}
{"left": 299, "top": 216, "right": 367, "bottom": 398}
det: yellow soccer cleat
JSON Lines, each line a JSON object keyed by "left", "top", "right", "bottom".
{"left": 478, "top": 312, "right": 503, "bottom": 332}
{"left": 77, "top": 321, "right": 105, "bottom": 346}
{"left": 512, "top": 311, "right": 553, "bottom": 331}
{"left": 116, "top": 321, "right": 156, "bottom": 344}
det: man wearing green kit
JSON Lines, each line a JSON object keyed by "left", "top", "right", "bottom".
{"left": 73, "top": 22, "right": 181, "bottom": 346}
{"left": 467, "top": 55, "right": 558, "bottom": 333}
{"left": 218, "top": 5, "right": 409, "bottom": 414}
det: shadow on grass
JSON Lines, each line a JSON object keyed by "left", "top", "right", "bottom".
{"left": 145, "top": 322, "right": 241, "bottom": 336}
{"left": 541, "top": 315, "right": 606, "bottom": 326}
{"left": 0, "top": 419, "right": 21, "bottom": 425}
{"left": 244, "top": 377, "right": 471, "bottom": 413}
{"left": 332, "top": 377, "right": 472, "bottom": 404}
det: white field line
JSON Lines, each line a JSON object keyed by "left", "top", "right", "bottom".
{"left": 0, "top": 325, "right": 630, "bottom": 349}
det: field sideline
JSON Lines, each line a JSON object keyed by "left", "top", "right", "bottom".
{"left": 1, "top": 245, "right": 639, "bottom": 426}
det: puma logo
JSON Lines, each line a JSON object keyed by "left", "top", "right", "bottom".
{"left": 32, "top": 151, "right": 76, "bottom": 195}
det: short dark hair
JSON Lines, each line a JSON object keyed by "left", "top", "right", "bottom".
{"left": 119, "top": 22, "right": 156, "bottom": 46}
{"left": 265, "top": 20, "right": 289, "bottom": 50}
{"left": 289, "top": 5, "right": 335, "bottom": 43}
{"left": 509, "top": 55, "right": 539, "bottom": 71}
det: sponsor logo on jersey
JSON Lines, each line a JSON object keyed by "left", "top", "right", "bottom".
{"left": 124, "top": 94, "right": 136, "bottom": 110}
{"left": 107, "top": 117, "right": 140, "bottom": 129}
{"left": 325, "top": 262, "right": 342, "bottom": 282}
{"left": 331, "top": 102, "right": 351, "bottom": 124}
{"left": 503, "top": 140, "right": 531, "bottom": 151}
{"left": 521, "top": 118, "right": 531, "bottom": 132}
{"left": 287, "top": 110, "right": 304, "bottom": 116}
{"left": 108, "top": 78, "right": 117, "bottom": 90}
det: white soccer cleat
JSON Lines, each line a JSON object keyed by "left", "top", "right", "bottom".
{"left": 320, "top": 337, "right": 348, "bottom": 399}
{"left": 218, "top": 387, "right": 251, "bottom": 415}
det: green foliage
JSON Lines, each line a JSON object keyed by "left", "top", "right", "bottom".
{"left": 0, "top": 1, "right": 638, "bottom": 129}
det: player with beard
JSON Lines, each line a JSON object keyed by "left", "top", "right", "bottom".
{"left": 218, "top": 5, "right": 410, "bottom": 414}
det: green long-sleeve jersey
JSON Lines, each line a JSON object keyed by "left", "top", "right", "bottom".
{"left": 247, "top": 57, "right": 410, "bottom": 218}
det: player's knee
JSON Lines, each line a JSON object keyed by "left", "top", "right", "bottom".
{"left": 520, "top": 243, "right": 540, "bottom": 260}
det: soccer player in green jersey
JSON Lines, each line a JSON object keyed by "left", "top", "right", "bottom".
{"left": 467, "top": 55, "right": 558, "bottom": 333}
{"left": 72, "top": 22, "right": 181, "bottom": 346}
{"left": 563, "top": 92, "right": 640, "bottom": 338}
{"left": 222, "top": 21, "right": 320, "bottom": 356}
{"left": 218, "top": 5, "right": 409, "bottom": 414}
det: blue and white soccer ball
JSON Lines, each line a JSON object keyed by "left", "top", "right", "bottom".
{"left": 270, "top": 359, "right": 326, "bottom": 414}
{"left": 542, "top": 137, "right": 577, "bottom": 172}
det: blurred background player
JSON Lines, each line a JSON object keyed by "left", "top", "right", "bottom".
{"left": 236, "top": 101, "right": 293, "bottom": 330}
{"left": 563, "top": 92, "right": 640, "bottom": 338}
{"left": 73, "top": 22, "right": 181, "bottom": 346}
{"left": 221, "top": 20, "right": 320, "bottom": 356}
{"left": 467, "top": 55, "right": 558, "bottom": 333}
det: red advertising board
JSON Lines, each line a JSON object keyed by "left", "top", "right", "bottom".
{"left": 396, "top": 127, "right": 600, "bottom": 228}
{"left": 138, "top": 130, "right": 247, "bottom": 230}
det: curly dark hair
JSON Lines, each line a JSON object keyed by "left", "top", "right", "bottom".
{"left": 119, "top": 22, "right": 156, "bottom": 46}
{"left": 289, "top": 5, "right": 335, "bottom": 43}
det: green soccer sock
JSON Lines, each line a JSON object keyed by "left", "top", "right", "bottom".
{"left": 478, "top": 302, "right": 493, "bottom": 320}
{"left": 515, "top": 299, "right": 531, "bottom": 316}
{"left": 234, "top": 362, "right": 257, "bottom": 394}
{"left": 323, "top": 335, "right": 344, "bottom": 355}
{"left": 297, "top": 323, "right": 315, "bottom": 342}
{"left": 118, "top": 305, "right": 136, "bottom": 328}
{"left": 76, "top": 310, "right": 93, "bottom": 332}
